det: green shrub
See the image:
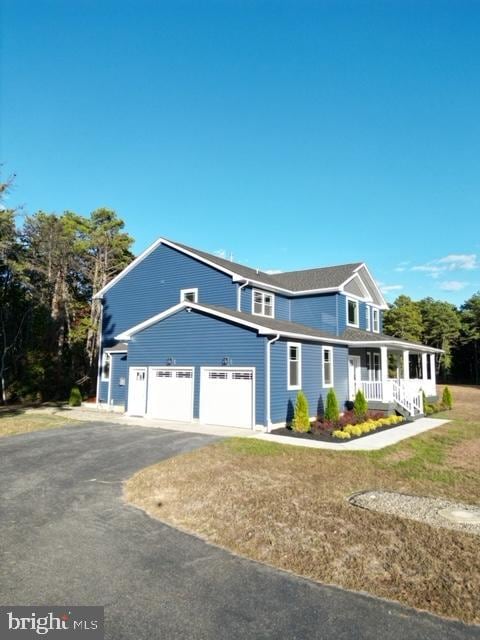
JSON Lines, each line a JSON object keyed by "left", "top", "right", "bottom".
{"left": 442, "top": 386, "right": 453, "bottom": 410}
{"left": 353, "top": 389, "right": 368, "bottom": 420}
{"left": 292, "top": 391, "right": 310, "bottom": 432}
{"left": 69, "top": 385, "right": 82, "bottom": 407}
{"left": 324, "top": 388, "right": 340, "bottom": 422}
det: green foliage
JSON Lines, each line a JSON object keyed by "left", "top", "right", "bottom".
{"left": 353, "top": 389, "right": 368, "bottom": 420}
{"left": 68, "top": 386, "right": 82, "bottom": 407}
{"left": 383, "top": 295, "right": 423, "bottom": 343}
{"left": 324, "top": 388, "right": 340, "bottom": 422}
{"left": 442, "top": 386, "right": 453, "bottom": 410}
{"left": 292, "top": 391, "right": 310, "bottom": 432}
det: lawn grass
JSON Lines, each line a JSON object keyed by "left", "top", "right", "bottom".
{"left": 0, "top": 408, "right": 79, "bottom": 438}
{"left": 125, "top": 385, "right": 480, "bottom": 624}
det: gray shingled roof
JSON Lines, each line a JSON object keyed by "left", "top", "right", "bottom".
{"left": 172, "top": 239, "right": 362, "bottom": 292}
{"left": 104, "top": 342, "right": 128, "bottom": 352}
{"left": 340, "top": 327, "right": 429, "bottom": 349}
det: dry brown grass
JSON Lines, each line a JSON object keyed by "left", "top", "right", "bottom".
{"left": 0, "top": 409, "right": 78, "bottom": 437}
{"left": 126, "top": 384, "right": 480, "bottom": 624}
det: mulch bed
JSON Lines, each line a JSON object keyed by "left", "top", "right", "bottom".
{"left": 271, "top": 420, "right": 411, "bottom": 443}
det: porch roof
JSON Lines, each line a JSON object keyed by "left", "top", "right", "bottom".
{"left": 341, "top": 328, "right": 443, "bottom": 353}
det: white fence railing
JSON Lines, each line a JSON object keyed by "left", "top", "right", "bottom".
{"left": 358, "top": 379, "right": 425, "bottom": 416}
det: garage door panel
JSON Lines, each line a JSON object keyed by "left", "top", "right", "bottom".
{"left": 200, "top": 368, "right": 254, "bottom": 429}
{"left": 147, "top": 367, "right": 194, "bottom": 422}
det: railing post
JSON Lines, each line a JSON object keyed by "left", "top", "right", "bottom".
{"left": 380, "top": 346, "right": 388, "bottom": 401}
{"left": 403, "top": 350, "right": 410, "bottom": 381}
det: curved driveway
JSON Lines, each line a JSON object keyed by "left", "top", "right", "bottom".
{"left": 0, "top": 422, "right": 477, "bottom": 640}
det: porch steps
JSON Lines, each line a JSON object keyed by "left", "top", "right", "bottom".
{"left": 392, "top": 401, "right": 423, "bottom": 420}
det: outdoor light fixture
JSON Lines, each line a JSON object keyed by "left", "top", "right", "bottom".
{"left": 166, "top": 357, "right": 176, "bottom": 366}
{"left": 222, "top": 356, "right": 231, "bottom": 366}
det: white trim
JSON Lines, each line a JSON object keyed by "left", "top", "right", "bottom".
{"left": 373, "top": 352, "right": 380, "bottom": 381}
{"left": 251, "top": 288, "right": 275, "bottom": 318}
{"left": 287, "top": 342, "right": 301, "bottom": 390}
{"left": 346, "top": 297, "right": 360, "bottom": 328}
{"left": 341, "top": 272, "right": 373, "bottom": 302}
{"left": 237, "top": 279, "right": 249, "bottom": 311}
{"left": 93, "top": 236, "right": 390, "bottom": 301}
{"left": 365, "top": 305, "right": 371, "bottom": 332}
{"left": 104, "top": 347, "right": 128, "bottom": 353}
{"left": 95, "top": 303, "right": 103, "bottom": 406}
{"left": 372, "top": 308, "right": 380, "bottom": 333}
{"left": 265, "top": 334, "right": 280, "bottom": 431}
{"left": 322, "top": 345, "right": 334, "bottom": 387}
{"left": 180, "top": 287, "right": 198, "bottom": 303}
{"left": 366, "top": 351, "right": 373, "bottom": 381}
{"left": 114, "top": 301, "right": 443, "bottom": 352}
{"left": 101, "top": 351, "right": 111, "bottom": 382}
{"left": 353, "top": 263, "right": 389, "bottom": 309}
{"left": 107, "top": 354, "right": 115, "bottom": 406}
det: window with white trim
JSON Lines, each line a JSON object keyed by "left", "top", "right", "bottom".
{"left": 367, "top": 351, "right": 372, "bottom": 380}
{"left": 347, "top": 298, "right": 359, "bottom": 327}
{"left": 180, "top": 288, "right": 198, "bottom": 303}
{"left": 101, "top": 352, "right": 111, "bottom": 381}
{"left": 372, "top": 308, "right": 380, "bottom": 333}
{"left": 322, "top": 346, "right": 333, "bottom": 387}
{"left": 365, "top": 305, "right": 371, "bottom": 331}
{"left": 252, "top": 289, "right": 274, "bottom": 318}
{"left": 287, "top": 343, "right": 301, "bottom": 389}
{"left": 373, "top": 353, "right": 380, "bottom": 381}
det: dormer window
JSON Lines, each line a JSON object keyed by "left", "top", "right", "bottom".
{"left": 347, "top": 298, "right": 359, "bottom": 327}
{"left": 180, "top": 288, "right": 198, "bottom": 303}
{"left": 252, "top": 289, "right": 274, "bottom": 318}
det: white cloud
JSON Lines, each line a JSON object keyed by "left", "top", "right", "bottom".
{"left": 394, "top": 267, "right": 406, "bottom": 272}
{"left": 439, "top": 280, "right": 469, "bottom": 291}
{"left": 411, "top": 253, "right": 478, "bottom": 278}
{"left": 380, "top": 284, "right": 404, "bottom": 293}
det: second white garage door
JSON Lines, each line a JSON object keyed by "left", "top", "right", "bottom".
{"left": 200, "top": 367, "right": 255, "bottom": 429}
{"left": 147, "top": 367, "right": 194, "bottom": 422}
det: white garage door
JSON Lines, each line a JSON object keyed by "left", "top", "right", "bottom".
{"left": 200, "top": 367, "right": 255, "bottom": 429}
{"left": 128, "top": 367, "right": 147, "bottom": 416}
{"left": 147, "top": 367, "right": 194, "bottom": 422}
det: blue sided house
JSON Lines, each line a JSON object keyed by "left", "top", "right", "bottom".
{"left": 94, "top": 237, "right": 441, "bottom": 430}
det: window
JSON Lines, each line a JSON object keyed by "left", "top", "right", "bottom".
{"left": 322, "top": 346, "right": 333, "bottom": 387}
{"left": 427, "top": 354, "right": 432, "bottom": 380}
{"left": 252, "top": 289, "right": 274, "bottom": 317}
{"left": 367, "top": 351, "right": 372, "bottom": 380}
{"left": 347, "top": 298, "right": 359, "bottom": 327}
{"left": 180, "top": 288, "right": 198, "bottom": 303}
{"left": 101, "top": 352, "right": 110, "bottom": 381}
{"left": 373, "top": 353, "right": 381, "bottom": 381}
{"left": 365, "top": 305, "right": 371, "bottom": 331}
{"left": 372, "top": 308, "right": 380, "bottom": 333}
{"left": 287, "top": 343, "right": 301, "bottom": 389}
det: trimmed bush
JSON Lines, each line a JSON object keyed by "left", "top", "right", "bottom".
{"left": 324, "top": 388, "right": 340, "bottom": 423}
{"left": 353, "top": 389, "right": 368, "bottom": 420}
{"left": 68, "top": 385, "right": 82, "bottom": 407}
{"left": 442, "top": 386, "right": 453, "bottom": 410}
{"left": 292, "top": 391, "right": 310, "bottom": 432}
{"left": 332, "top": 429, "right": 351, "bottom": 439}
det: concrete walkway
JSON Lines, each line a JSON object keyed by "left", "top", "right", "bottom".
{"left": 254, "top": 418, "right": 450, "bottom": 451}
{"left": 36, "top": 405, "right": 449, "bottom": 451}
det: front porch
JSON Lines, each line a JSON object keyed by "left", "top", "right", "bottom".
{"left": 348, "top": 347, "right": 437, "bottom": 416}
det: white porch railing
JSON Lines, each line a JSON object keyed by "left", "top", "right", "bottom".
{"left": 357, "top": 379, "right": 425, "bottom": 416}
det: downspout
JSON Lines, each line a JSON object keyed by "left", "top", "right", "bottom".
{"left": 95, "top": 300, "right": 104, "bottom": 407}
{"left": 265, "top": 333, "right": 280, "bottom": 432}
{"left": 237, "top": 279, "right": 249, "bottom": 311}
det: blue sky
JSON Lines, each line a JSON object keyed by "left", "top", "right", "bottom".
{"left": 2, "top": 0, "right": 479, "bottom": 306}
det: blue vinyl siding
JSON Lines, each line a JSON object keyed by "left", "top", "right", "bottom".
{"left": 102, "top": 243, "right": 237, "bottom": 346}
{"left": 110, "top": 353, "right": 128, "bottom": 406}
{"left": 270, "top": 339, "right": 349, "bottom": 423}
{"left": 127, "top": 308, "right": 266, "bottom": 424}
{"left": 290, "top": 293, "right": 338, "bottom": 334}
{"left": 240, "top": 286, "right": 290, "bottom": 321}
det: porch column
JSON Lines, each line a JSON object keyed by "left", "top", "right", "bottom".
{"left": 421, "top": 353, "right": 428, "bottom": 386}
{"left": 380, "top": 346, "right": 388, "bottom": 382}
{"left": 402, "top": 350, "right": 410, "bottom": 381}
{"left": 430, "top": 353, "right": 437, "bottom": 391}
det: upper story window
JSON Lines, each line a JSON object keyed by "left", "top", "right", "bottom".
{"left": 346, "top": 298, "right": 359, "bottom": 327}
{"left": 372, "top": 308, "right": 380, "bottom": 333}
{"left": 180, "top": 288, "right": 198, "bottom": 303}
{"left": 287, "top": 342, "right": 301, "bottom": 390}
{"left": 101, "top": 352, "right": 110, "bottom": 381}
{"left": 322, "top": 346, "right": 333, "bottom": 387}
{"left": 365, "top": 305, "right": 371, "bottom": 331}
{"left": 252, "top": 289, "right": 274, "bottom": 318}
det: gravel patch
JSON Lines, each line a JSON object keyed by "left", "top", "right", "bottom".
{"left": 349, "top": 490, "right": 480, "bottom": 536}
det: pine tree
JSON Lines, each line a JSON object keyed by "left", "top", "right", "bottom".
{"left": 69, "top": 385, "right": 82, "bottom": 407}
{"left": 442, "top": 386, "right": 453, "bottom": 410}
{"left": 383, "top": 295, "right": 423, "bottom": 343}
{"left": 353, "top": 389, "right": 368, "bottom": 420}
{"left": 292, "top": 391, "right": 310, "bottom": 432}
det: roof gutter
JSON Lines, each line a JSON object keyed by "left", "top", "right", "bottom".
{"left": 265, "top": 334, "right": 280, "bottom": 432}
{"left": 237, "top": 279, "right": 249, "bottom": 311}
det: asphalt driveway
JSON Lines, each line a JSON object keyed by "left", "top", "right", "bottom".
{"left": 0, "top": 422, "right": 477, "bottom": 640}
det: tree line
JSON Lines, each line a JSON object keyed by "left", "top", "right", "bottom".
{"left": 0, "top": 176, "right": 133, "bottom": 403}
{"left": 383, "top": 294, "right": 480, "bottom": 383}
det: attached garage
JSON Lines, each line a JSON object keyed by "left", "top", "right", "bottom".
{"left": 146, "top": 367, "right": 194, "bottom": 422}
{"left": 200, "top": 367, "right": 255, "bottom": 429}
